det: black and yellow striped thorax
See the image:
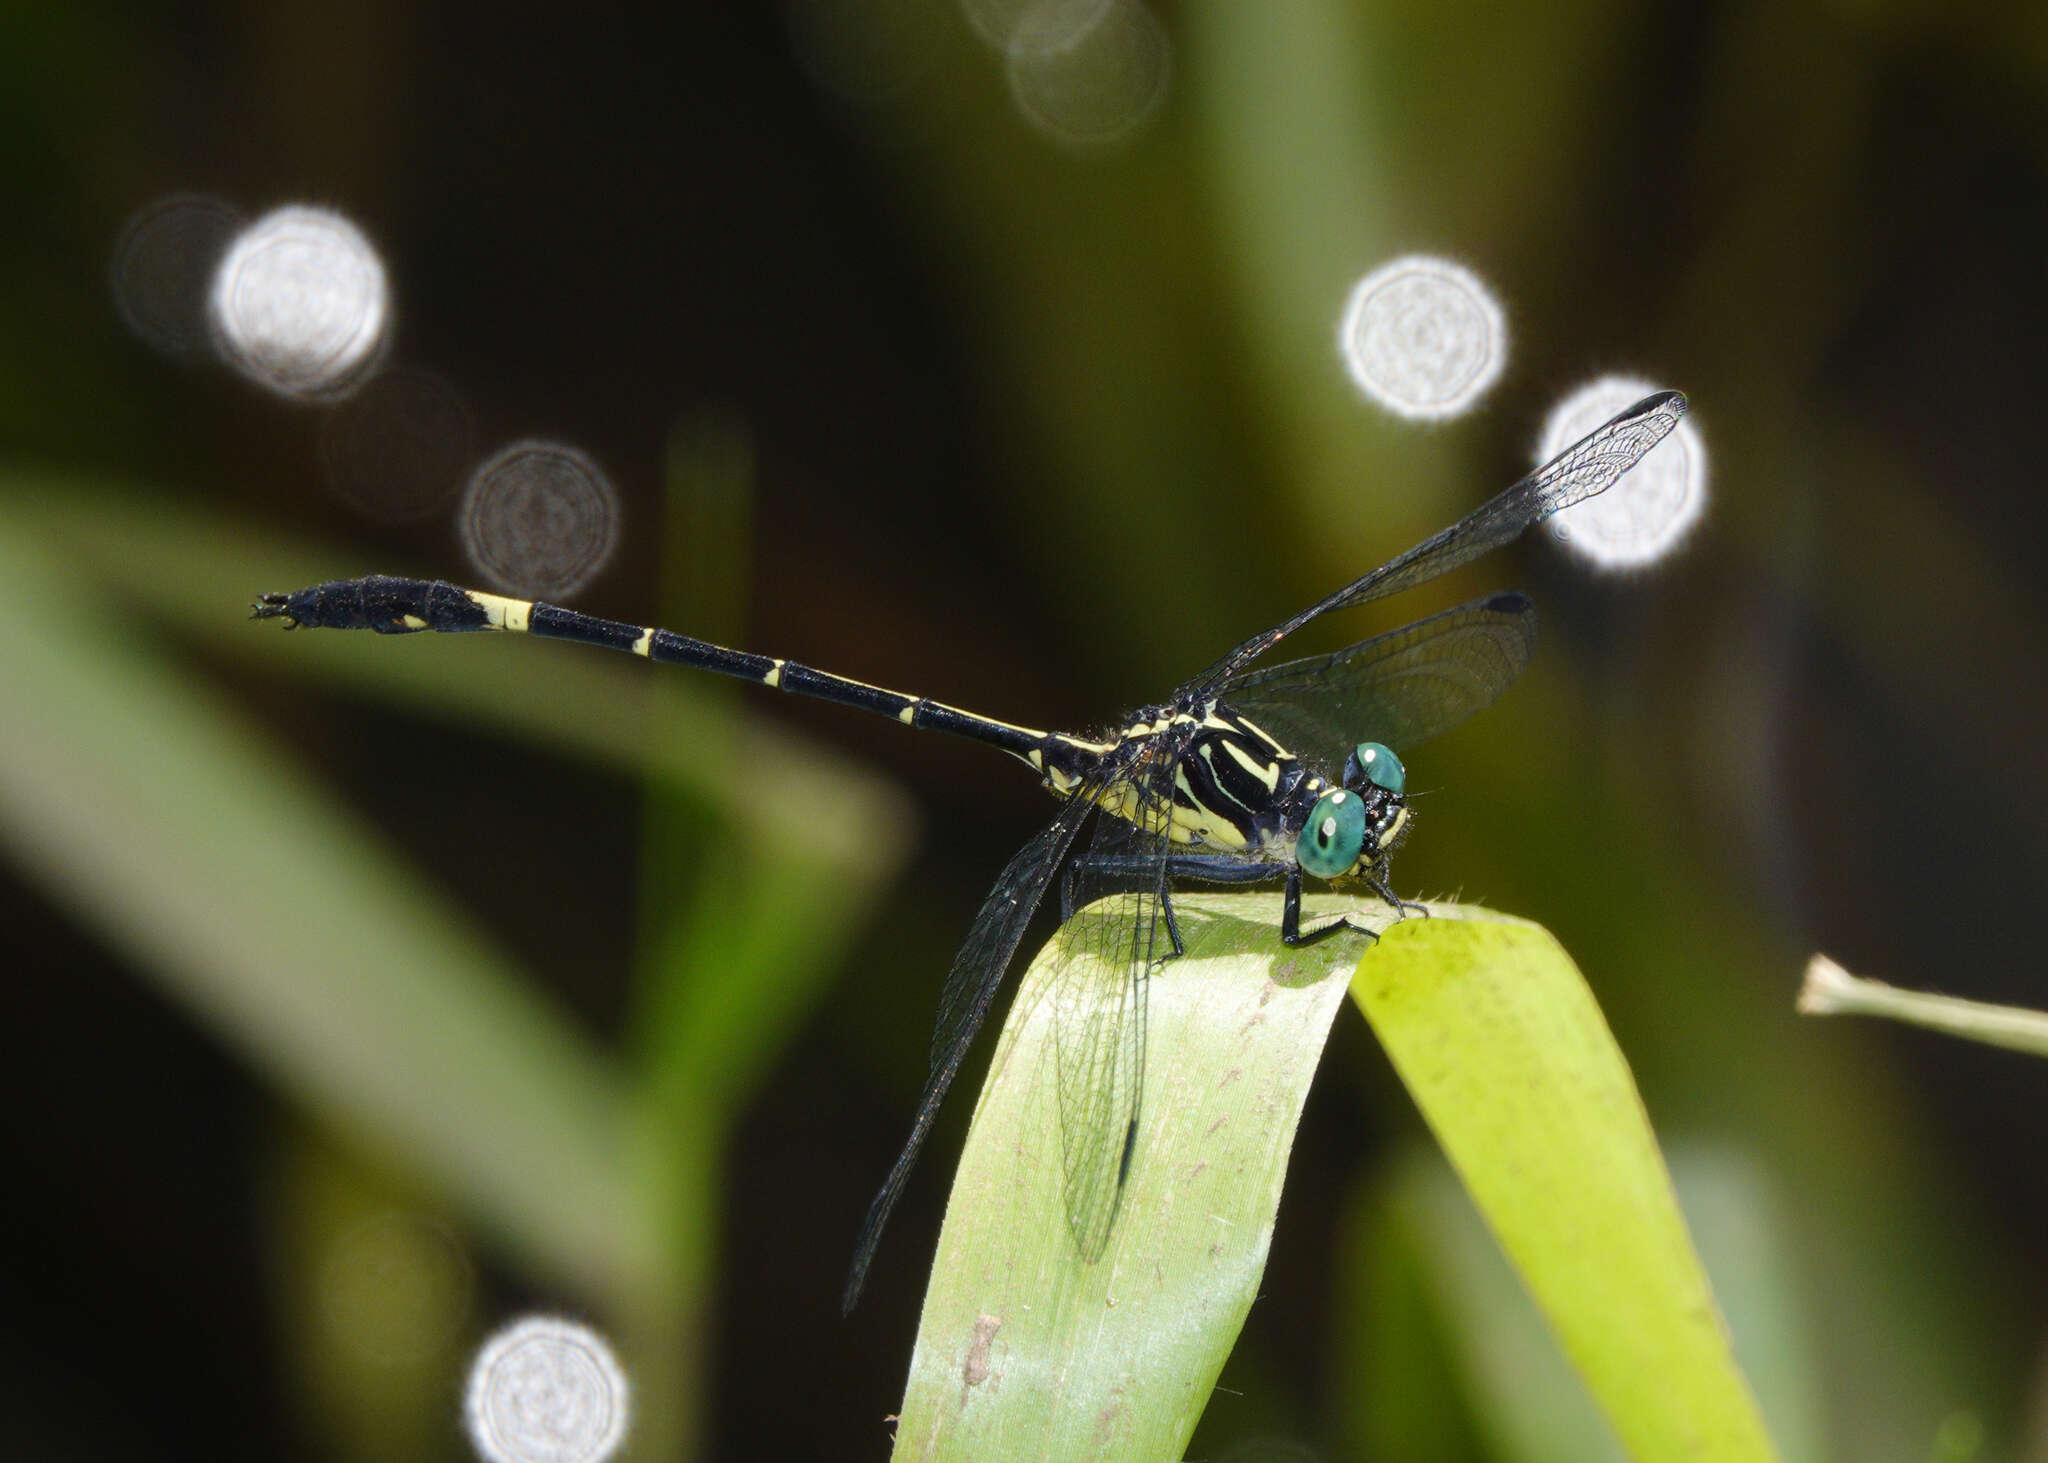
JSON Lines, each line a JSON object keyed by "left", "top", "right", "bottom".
{"left": 1041, "top": 701, "right": 1307, "bottom": 855}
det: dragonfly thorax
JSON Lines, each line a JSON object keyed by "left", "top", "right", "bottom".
{"left": 1053, "top": 700, "right": 1408, "bottom": 882}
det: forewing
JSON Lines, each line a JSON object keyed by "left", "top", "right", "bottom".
{"left": 1221, "top": 591, "right": 1537, "bottom": 765}
{"left": 1195, "top": 390, "right": 1684, "bottom": 690}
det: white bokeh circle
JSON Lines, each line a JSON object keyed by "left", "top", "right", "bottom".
{"left": 463, "top": 1316, "right": 629, "bottom": 1463}
{"left": 209, "top": 205, "right": 390, "bottom": 401}
{"left": 1337, "top": 255, "right": 1506, "bottom": 420}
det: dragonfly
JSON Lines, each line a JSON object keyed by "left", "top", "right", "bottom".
{"left": 254, "top": 388, "right": 1686, "bottom": 1311}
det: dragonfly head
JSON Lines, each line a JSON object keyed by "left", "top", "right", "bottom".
{"left": 1295, "top": 742, "right": 1408, "bottom": 880}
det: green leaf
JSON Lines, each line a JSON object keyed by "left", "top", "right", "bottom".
{"left": 896, "top": 898, "right": 1777, "bottom": 1463}
{"left": 893, "top": 892, "right": 1372, "bottom": 1463}
{"left": 1340, "top": 1144, "right": 1822, "bottom": 1463}
{"left": 1355, "top": 908, "right": 1780, "bottom": 1463}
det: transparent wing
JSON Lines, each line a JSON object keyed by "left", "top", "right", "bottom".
{"left": 1220, "top": 591, "right": 1537, "bottom": 766}
{"left": 841, "top": 771, "right": 1109, "bottom": 1312}
{"left": 1050, "top": 786, "right": 1173, "bottom": 1262}
{"left": 1194, "top": 390, "right": 1685, "bottom": 692}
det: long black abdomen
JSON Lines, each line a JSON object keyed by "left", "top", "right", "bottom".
{"left": 255, "top": 574, "right": 1062, "bottom": 763}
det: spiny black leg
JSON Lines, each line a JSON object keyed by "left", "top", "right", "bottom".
{"left": 1062, "top": 853, "right": 1289, "bottom": 924}
{"left": 1165, "top": 856, "right": 1291, "bottom": 885}
{"left": 1368, "top": 869, "right": 1430, "bottom": 920}
{"left": 1279, "top": 868, "right": 1379, "bottom": 947}
{"left": 1382, "top": 887, "right": 1431, "bottom": 919}
{"left": 1157, "top": 878, "right": 1186, "bottom": 958}
{"left": 1067, "top": 853, "right": 1290, "bottom": 887}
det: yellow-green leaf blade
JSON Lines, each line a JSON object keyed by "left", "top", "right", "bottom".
{"left": 1340, "top": 1143, "right": 1824, "bottom": 1463}
{"left": 1354, "top": 907, "right": 1779, "bottom": 1463}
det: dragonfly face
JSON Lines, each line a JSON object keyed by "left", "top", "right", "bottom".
{"left": 1278, "top": 737, "right": 1409, "bottom": 882}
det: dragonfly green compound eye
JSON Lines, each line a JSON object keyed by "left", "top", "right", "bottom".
{"left": 1297, "top": 788, "right": 1369, "bottom": 878}
{"left": 1355, "top": 741, "right": 1405, "bottom": 794}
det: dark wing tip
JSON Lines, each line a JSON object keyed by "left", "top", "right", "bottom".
{"left": 1626, "top": 389, "right": 1687, "bottom": 422}
{"left": 840, "top": 1194, "right": 891, "bottom": 1315}
{"left": 839, "top": 1269, "right": 866, "bottom": 1317}
{"left": 1478, "top": 588, "right": 1539, "bottom": 661}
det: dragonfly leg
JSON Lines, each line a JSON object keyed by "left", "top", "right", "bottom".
{"left": 1060, "top": 852, "right": 1287, "bottom": 921}
{"left": 1058, "top": 858, "right": 1083, "bottom": 922}
{"left": 1157, "top": 877, "right": 1186, "bottom": 958}
{"left": 1280, "top": 867, "right": 1381, "bottom": 946}
{"left": 1368, "top": 868, "right": 1430, "bottom": 920}
{"left": 1069, "top": 853, "right": 1289, "bottom": 886}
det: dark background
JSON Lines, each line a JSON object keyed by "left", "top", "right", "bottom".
{"left": 4, "top": 1, "right": 2047, "bottom": 1459}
